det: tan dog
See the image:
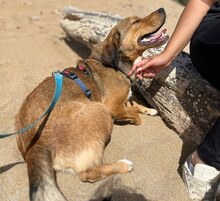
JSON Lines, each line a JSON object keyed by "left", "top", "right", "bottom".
{"left": 90, "top": 8, "right": 168, "bottom": 76}
{"left": 16, "top": 8, "right": 168, "bottom": 201}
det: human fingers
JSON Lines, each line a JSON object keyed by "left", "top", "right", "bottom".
{"left": 127, "top": 58, "right": 149, "bottom": 76}
{"left": 135, "top": 71, "right": 144, "bottom": 80}
{"left": 142, "top": 72, "right": 156, "bottom": 79}
{"left": 142, "top": 67, "right": 157, "bottom": 78}
{"left": 135, "top": 59, "right": 154, "bottom": 73}
{"left": 136, "top": 72, "right": 155, "bottom": 80}
{"left": 135, "top": 67, "right": 157, "bottom": 80}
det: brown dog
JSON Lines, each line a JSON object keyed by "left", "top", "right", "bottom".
{"left": 90, "top": 8, "right": 168, "bottom": 75}
{"left": 15, "top": 8, "right": 168, "bottom": 201}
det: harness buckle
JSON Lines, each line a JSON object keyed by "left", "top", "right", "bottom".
{"left": 68, "top": 73, "right": 78, "bottom": 80}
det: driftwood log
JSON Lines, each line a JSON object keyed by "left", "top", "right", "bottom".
{"left": 60, "top": 6, "right": 220, "bottom": 144}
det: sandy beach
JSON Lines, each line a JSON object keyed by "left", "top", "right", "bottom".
{"left": 0, "top": 1, "right": 193, "bottom": 200}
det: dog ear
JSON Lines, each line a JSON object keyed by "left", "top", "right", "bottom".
{"left": 102, "top": 32, "right": 120, "bottom": 67}
{"left": 102, "top": 44, "right": 116, "bottom": 62}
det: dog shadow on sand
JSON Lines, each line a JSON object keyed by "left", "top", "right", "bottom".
{"left": 89, "top": 177, "right": 149, "bottom": 201}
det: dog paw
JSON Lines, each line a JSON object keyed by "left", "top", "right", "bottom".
{"left": 117, "top": 159, "right": 134, "bottom": 172}
{"left": 147, "top": 108, "right": 158, "bottom": 116}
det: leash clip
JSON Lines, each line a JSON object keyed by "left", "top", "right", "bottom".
{"left": 52, "top": 70, "right": 61, "bottom": 77}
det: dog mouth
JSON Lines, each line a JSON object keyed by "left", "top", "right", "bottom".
{"left": 138, "top": 29, "right": 169, "bottom": 46}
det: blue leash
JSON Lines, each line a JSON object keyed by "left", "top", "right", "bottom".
{"left": 0, "top": 72, "right": 63, "bottom": 139}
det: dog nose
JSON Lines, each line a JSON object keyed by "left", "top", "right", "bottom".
{"left": 157, "top": 8, "right": 165, "bottom": 13}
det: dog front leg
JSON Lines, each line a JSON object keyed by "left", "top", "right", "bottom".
{"left": 111, "top": 106, "right": 142, "bottom": 126}
{"left": 126, "top": 100, "right": 158, "bottom": 116}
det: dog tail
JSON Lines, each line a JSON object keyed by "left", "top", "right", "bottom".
{"left": 26, "top": 149, "right": 67, "bottom": 201}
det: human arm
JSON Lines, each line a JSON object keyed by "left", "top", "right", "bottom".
{"left": 128, "top": 0, "right": 217, "bottom": 79}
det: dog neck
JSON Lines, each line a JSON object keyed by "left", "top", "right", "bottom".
{"left": 90, "top": 42, "right": 134, "bottom": 74}
{"left": 89, "top": 43, "right": 114, "bottom": 67}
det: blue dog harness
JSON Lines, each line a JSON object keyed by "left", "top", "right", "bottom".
{"left": 61, "top": 67, "right": 91, "bottom": 98}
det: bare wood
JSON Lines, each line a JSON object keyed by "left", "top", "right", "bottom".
{"left": 136, "top": 51, "right": 220, "bottom": 144}
{"left": 60, "top": 6, "right": 121, "bottom": 49}
{"left": 60, "top": 6, "right": 220, "bottom": 144}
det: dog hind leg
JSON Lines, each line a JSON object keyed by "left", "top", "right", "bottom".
{"left": 78, "top": 159, "right": 133, "bottom": 182}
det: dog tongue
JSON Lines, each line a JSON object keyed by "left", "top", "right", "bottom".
{"left": 149, "top": 29, "right": 167, "bottom": 40}
{"left": 143, "top": 29, "right": 167, "bottom": 42}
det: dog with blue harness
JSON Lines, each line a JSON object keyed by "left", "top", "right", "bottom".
{"left": 14, "top": 8, "right": 168, "bottom": 201}
{"left": 15, "top": 59, "right": 140, "bottom": 201}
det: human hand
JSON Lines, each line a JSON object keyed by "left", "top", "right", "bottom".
{"left": 127, "top": 53, "right": 172, "bottom": 79}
